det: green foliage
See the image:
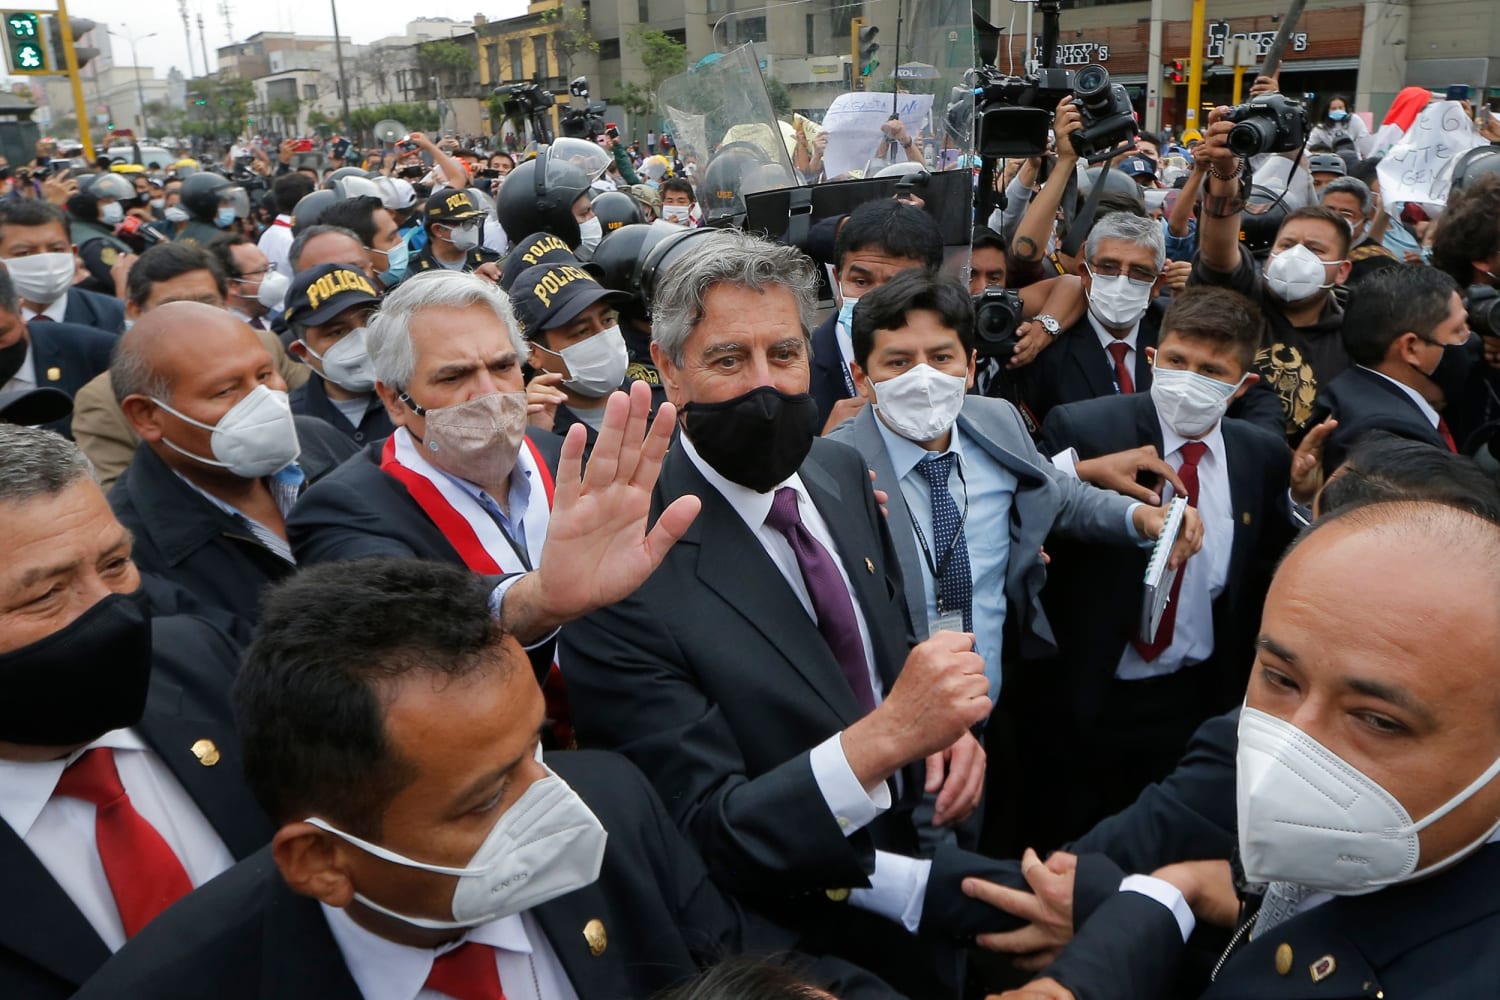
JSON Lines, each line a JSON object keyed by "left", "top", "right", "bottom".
{"left": 417, "top": 40, "right": 474, "bottom": 76}
{"left": 347, "top": 103, "right": 440, "bottom": 144}
{"left": 627, "top": 26, "right": 687, "bottom": 97}
{"left": 185, "top": 76, "right": 256, "bottom": 141}
{"left": 764, "top": 76, "right": 792, "bottom": 119}
{"left": 540, "top": 5, "right": 599, "bottom": 81}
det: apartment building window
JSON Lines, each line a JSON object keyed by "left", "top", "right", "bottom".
{"left": 486, "top": 43, "right": 500, "bottom": 84}
{"left": 599, "top": 38, "right": 621, "bottom": 61}
{"left": 303, "top": 84, "right": 317, "bottom": 101}
{"left": 509, "top": 39, "right": 524, "bottom": 80}
{"left": 534, "top": 35, "right": 550, "bottom": 80}
{"left": 638, "top": 0, "right": 649, "bottom": 24}
{"left": 734, "top": 15, "right": 766, "bottom": 44}
{"left": 806, "top": 14, "right": 816, "bottom": 54}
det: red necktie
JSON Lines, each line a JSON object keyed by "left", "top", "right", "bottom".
{"left": 424, "top": 941, "right": 506, "bottom": 1000}
{"left": 1132, "top": 441, "right": 1208, "bottom": 662}
{"left": 1438, "top": 417, "right": 1457, "bottom": 453}
{"left": 1106, "top": 342, "right": 1135, "bottom": 394}
{"left": 52, "top": 748, "right": 195, "bottom": 938}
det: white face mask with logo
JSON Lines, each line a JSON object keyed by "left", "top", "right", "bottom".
{"left": 872, "top": 363, "right": 968, "bottom": 443}
{"left": 300, "top": 327, "right": 376, "bottom": 394}
{"left": 4, "top": 252, "right": 77, "bottom": 305}
{"left": 1149, "top": 363, "right": 1244, "bottom": 439}
{"left": 151, "top": 384, "right": 302, "bottom": 478}
{"left": 100, "top": 202, "right": 125, "bottom": 227}
{"left": 1085, "top": 266, "right": 1155, "bottom": 329}
{"left": 305, "top": 764, "right": 609, "bottom": 930}
{"left": 1237, "top": 707, "right": 1500, "bottom": 895}
{"left": 1264, "top": 243, "right": 1340, "bottom": 304}
{"left": 534, "top": 325, "right": 629, "bottom": 398}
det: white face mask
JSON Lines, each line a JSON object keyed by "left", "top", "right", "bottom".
{"left": 1237, "top": 707, "right": 1500, "bottom": 895}
{"left": 535, "top": 325, "right": 628, "bottom": 398}
{"left": 4, "top": 252, "right": 77, "bottom": 305}
{"left": 1085, "top": 266, "right": 1155, "bottom": 329}
{"left": 150, "top": 197, "right": 166, "bottom": 212}
{"left": 1264, "top": 243, "right": 1340, "bottom": 304}
{"left": 99, "top": 202, "right": 125, "bottom": 226}
{"left": 254, "top": 269, "right": 291, "bottom": 311}
{"left": 305, "top": 765, "right": 609, "bottom": 930}
{"left": 1149, "top": 363, "right": 1243, "bottom": 439}
{"left": 300, "top": 327, "right": 376, "bottom": 393}
{"left": 445, "top": 222, "right": 480, "bottom": 251}
{"left": 151, "top": 384, "right": 302, "bottom": 478}
{"left": 661, "top": 204, "right": 692, "bottom": 225}
{"left": 576, "top": 216, "right": 603, "bottom": 261}
{"left": 164, "top": 205, "right": 191, "bottom": 224}
{"left": 871, "top": 363, "right": 968, "bottom": 443}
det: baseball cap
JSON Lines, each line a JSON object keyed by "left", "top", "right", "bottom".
{"left": 0, "top": 386, "right": 72, "bottom": 426}
{"left": 500, "top": 232, "right": 600, "bottom": 291}
{"left": 425, "top": 187, "right": 484, "bottom": 224}
{"left": 1119, "top": 155, "right": 1157, "bottom": 180}
{"left": 282, "top": 263, "right": 381, "bottom": 327}
{"left": 509, "top": 262, "right": 628, "bottom": 338}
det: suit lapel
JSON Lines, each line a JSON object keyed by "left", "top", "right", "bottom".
{"left": 850, "top": 410, "right": 929, "bottom": 641}
{"left": 1068, "top": 330, "right": 1118, "bottom": 399}
{"left": 258, "top": 864, "right": 365, "bottom": 1000}
{"left": 0, "top": 824, "right": 111, "bottom": 990}
{"left": 26, "top": 328, "right": 66, "bottom": 389}
{"left": 532, "top": 881, "right": 629, "bottom": 999}
{"left": 1218, "top": 422, "right": 1258, "bottom": 603}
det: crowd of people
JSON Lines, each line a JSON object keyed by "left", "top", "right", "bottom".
{"left": 4, "top": 70, "right": 1500, "bottom": 1000}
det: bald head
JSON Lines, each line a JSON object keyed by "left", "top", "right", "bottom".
{"left": 113, "top": 302, "right": 262, "bottom": 405}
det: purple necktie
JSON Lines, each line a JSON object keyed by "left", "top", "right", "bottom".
{"left": 765, "top": 487, "right": 877, "bottom": 713}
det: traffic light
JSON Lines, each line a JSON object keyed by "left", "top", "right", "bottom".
{"left": 1164, "top": 58, "right": 1186, "bottom": 85}
{"left": 850, "top": 16, "right": 879, "bottom": 91}
{"left": 45, "top": 14, "right": 97, "bottom": 72}
{"left": 2, "top": 11, "right": 48, "bottom": 75}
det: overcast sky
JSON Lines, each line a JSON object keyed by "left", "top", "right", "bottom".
{"left": 23, "top": 0, "right": 530, "bottom": 84}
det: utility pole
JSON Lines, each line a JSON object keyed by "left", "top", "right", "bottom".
{"left": 197, "top": 13, "right": 211, "bottom": 76}
{"left": 179, "top": 0, "right": 197, "bottom": 77}
{"left": 329, "top": 0, "right": 352, "bottom": 131}
{"left": 1184, "top": 0, "right": 1206, "bottom": 133}
{"left": 113, "top": 26, "right": 158, "bottom": 136}
{"left": 219, "top": 0, "right": 234, "bottom": 44}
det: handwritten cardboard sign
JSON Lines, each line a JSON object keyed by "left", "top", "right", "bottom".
{"left": 820, "top": 92, "right": 934, "bottom": 178}
{"left": 1376, "top": 100, "right": 1486, "bottom": 208}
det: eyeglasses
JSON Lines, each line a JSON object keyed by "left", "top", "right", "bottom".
{"left": 237, "top": 262, "right": 277, "bottom": 281}
{"left": 1086, "top": 261, "right": 1158, "bottom": 286}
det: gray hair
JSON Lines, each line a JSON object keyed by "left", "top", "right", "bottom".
{"left": 1084, "top": 212, "right": 1167, "bottom": 272}
{"left": 365, "top": 270, "right": 526, "bottom": 390}
{"left": 288, "top": 224, "right": 362, "bottom": 272}
{"left": 1322, "top": 176, "right": 1375, "bottom": 218}
{"left": 650, "top": 230, "right": 818, "bottom": 366}
{"left": 0, "top": 425, "right": 94, "bottom": 503}
{"left": 110, "top": 335, "right": 171, "bottom": 405}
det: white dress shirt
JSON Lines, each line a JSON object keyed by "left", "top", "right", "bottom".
{"left": 679, "top": 434, "right": 931, "bottom": 933}
{"left": 1087, "top": 312, "right": 1141, "bottom": 392}
{"left": 0, "top": 728, "right": 235, "bottom": 951}
{"left": 1115, "top": 417, "right": 1233, "bottom": 680}
{"left": 258, "top": 215, "right": 295, "bottom": 277}
{"left": 323, "top": 905, "right": 579, "bottom": 1000}
{"left": 1361, "top": 366, "right": 1441, "bottom": 428}
{"left": 20, "top": 294, "right": 67, "bottom": 324}
{"left": 1, "top": 336, "right": 36, "bottom": 394}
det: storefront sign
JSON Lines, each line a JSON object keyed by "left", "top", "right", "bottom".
{"left": 1031, "top": 39, "right": 1110, "bottom": 65}
{"left": 1206, "top": 22, "right": 1308, "bottom": 61}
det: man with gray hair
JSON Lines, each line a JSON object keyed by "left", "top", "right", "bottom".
{"left": 288, "top": 268, "right": 699, "bottom": 725}
{"left": 1320, "top": 175, "right": 1398, "bottom": 285}
{"left": 0, "top": 424, "right": 272, "bottom": 998}
{"left": 561, "top": 229, "right": 1025, "bottom": 994}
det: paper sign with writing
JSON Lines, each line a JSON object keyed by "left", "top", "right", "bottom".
{"left": 820, "top": 92, "right": 935, "bottom": 179}
{"left": 1376, "top": 101, "right": 1486, "bottom": 208}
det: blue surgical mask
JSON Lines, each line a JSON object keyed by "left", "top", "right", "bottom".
{"left": 837, "top": 294, "right": 859, "bottom": 333}
{"left": 215, "top": 206, "right": 237, "bottom": 228}
{"left": 378, "top": 239, "right": 409, "bottom": 286}
{"left": 1328, "top": 109, "right": 1349, "bottom": 122}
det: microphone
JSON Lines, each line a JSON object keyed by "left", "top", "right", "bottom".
{"left": 115, "top": 215, "right": 166, "bottom": 245}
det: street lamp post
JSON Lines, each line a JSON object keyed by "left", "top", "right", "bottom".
{"left": 112, "top": 25, "right": 158, "bottom": 138}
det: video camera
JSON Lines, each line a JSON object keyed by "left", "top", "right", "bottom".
{"left": 1467, "top": 285, "right": 1500, "bottom": 338}
{"left": 495, "top": 82, "right": 556, "bottom": 119}
{"left": 973, "top": 286, "right": 1024, "bottom": 362}
{"left": 958, "top": 62, "right": 1136, "bottom": 163}
{"left": 1223, "top": 93, "right": 1307, "bottom": 157}
{"left": 559, "top": 76, "right": 608, "bottom": 140}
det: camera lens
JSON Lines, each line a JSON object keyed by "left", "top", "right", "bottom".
{"left": 1227, "top": 117, "right": 1278, "bottom": 158}
{"left": 1073, "top": 65, "right": 1107, "bottom": 97}
{"left": 1470, "top": 291, "right": 1500, "bottom": 339}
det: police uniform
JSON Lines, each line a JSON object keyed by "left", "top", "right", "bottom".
{"left": 410, "top": 188, "right": 501, "bottom": 275}
{"left": 69, "top": 219, "right": 132, "bottom": 297}
{"left": 280, "top": 263, "right": 392, "bottom": 445}
{"left": 173, "top": 218, "right": 226, "bottom": 247}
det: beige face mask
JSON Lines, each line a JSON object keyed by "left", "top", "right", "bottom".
{"left": 404, "top": 390, "right": 528, "bottom": 494}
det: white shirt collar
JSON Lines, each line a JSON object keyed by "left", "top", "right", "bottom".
{"left": 0, "top": 728, "right": 148, "bottom": 840}
{"left": 321, "top": 904, "right": 532, "bottom": 1000}
{"left": 1157, "top": 412, "right": 1226, "bottom": 469}
{"left": 678, "top": 432, "right": 808, "bottom": 534}
{"left": 873, "top": 409, "right": 965, "bottom": 480}
{"left": 1087, "top": 310, "right": 1140, "bottom": 353}
{"left": 21, "top": 294, "right": 68, "bottom": 324}
{"left": 1359, "top": 365, "right": 1441, "bottom": 428}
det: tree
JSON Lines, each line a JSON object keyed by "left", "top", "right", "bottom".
{"left": 268, "top": 97, "right": 301, "bottom": 135}
{"left": 764, "top": 76, "right": 792, "bottom": 119}
{"left": 609, "top": 81, "right": 652, "bottom": 135}
{"left": 355, "top": 45, "right": 394, "bottom": 101}
{"left": 627, "top": 26, "right": 687, "bottom": 108}
{"left": 416, "top": 40, "right": 473, "bottom": 82}
{"left": 186, "top": 76, "right": 255, "bottom": 143}
{"left": 540, "top": 5, "right": 599, "bottom": 84}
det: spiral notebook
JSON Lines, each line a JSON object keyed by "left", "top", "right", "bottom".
{"left": 1140, "top": 494, "right": 1189, "bottom": 644}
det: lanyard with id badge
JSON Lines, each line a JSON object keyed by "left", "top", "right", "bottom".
{"left": 907, "top": 460, "right": 970, "bottom": 637}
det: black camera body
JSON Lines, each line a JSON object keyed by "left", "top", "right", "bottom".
{"left": 1224, "top": 93, "right": 1307, "bottom": 157}
{"left": 1069, "top": 65, "right": 1138, "bottom": 162}
{"left": 973, "top": 286, "right": 1024, "bottom": 361}
{"left": 963, "top": 63, "right": 1135, "bottom": 161}
{"left": 1467, "top": 285, "right": 1500, "bottom": 338}
{"left": 561, "top": 102, "right": 608, "bottom": 140}
{"left": 494, "top": 82, "right": 556, "bottom": 118}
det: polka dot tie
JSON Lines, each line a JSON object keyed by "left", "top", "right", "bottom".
{"left": 917, "top": 453, "right": 972, "bottom": 633}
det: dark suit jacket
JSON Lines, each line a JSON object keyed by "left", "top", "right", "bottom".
{"left": 25, "top": 320, "right": 115, "bottom": 437}
{"left": 1038, "top": 393, "right": 1296, "bottom": 725}
{"left": 810, "top": 312, "right": 853, "bottom": 426}
{"left": 61, "top": 287, "right": 127, "bottom": 335}
{"left": 1022, "top": 307, "right": 1285, "bottom": 438}
{"left": 1316, "top": 365, "right": 1450, "bottom": 474}
{"left": 0, "top": 615, "right": 272, "bottom": 1000}
{"left": 108, "top": 420, "right": 357, "bottom": 628}
{"left": 287, "top": 374, "right": 394, "bottom": 447}
{"left": 72, "top": 752, "right": 901, "bottom": 1000}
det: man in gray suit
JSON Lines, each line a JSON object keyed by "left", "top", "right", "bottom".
{"left": 827, "top": 269, "right": 1202, "bottom": 705}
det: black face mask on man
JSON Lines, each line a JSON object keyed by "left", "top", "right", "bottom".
{"left": 0, "top": 590, "right": 153, "bottom": 746}
{"left": 682, "top": 386, "right": 819, "bottom": 493}
{"left": 1418, "top": 333, "right": 1482, "bottom": 406}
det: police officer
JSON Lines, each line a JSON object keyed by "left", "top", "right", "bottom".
{"left": 175, "top": 172, "right": 243, "bottom": 246}
{"left": 283, "top": 262, "right": 394, "bottom": 445}
{"left": 65, "top": 173, "right": 136, "bottom": 295}
{"left": 409, "top": 187, "right": 502, "bottom": 276}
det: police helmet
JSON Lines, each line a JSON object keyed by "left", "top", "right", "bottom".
{"left": 698, "top": 148, "right": 768, "bottom": 223}
{"left": 1452, "top": 146, "right": 1500, "bottom": 193}
{"left": 291, "top": 189, "right": 339, "bottom": 234}
{"left": 638, "top": 226, "right": 724, "bottom": 310}
{"left": 590, "top": 190, "right": 644, "bottom": 236}
{"left": 180, "top": 172, "right": 233, "bottom": 221}
{"left": 495, "top": 145, "right": 593, "bottom": 250}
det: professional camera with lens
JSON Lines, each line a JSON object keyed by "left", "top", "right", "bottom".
{"left": 494, "top": 82, "right": 556, "bottom": 119}
{"left": 1068, "top": 65, "right": 1138, "bottom": 162}
{"left": 1223, "top": 93, "right": 1307, "bottom": 157}
{"left": 958, "top": 62, "right": 1136, "bottom": 162}
{"left": 973, "top": 287, "right": 1024, "bottom": 361}
{"left": 1467, "top": 285, "right": 1500, "bottom": 338}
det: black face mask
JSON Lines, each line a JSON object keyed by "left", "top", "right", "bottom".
{"left": 1419, "top": 333, "right": 1481, "bottom": 409}
{"left": 682, "top": 386, "right": 819, "bottom": 493}
{"left": 0, "top": 590, "right": 153, "bottom": 746}
{"left": 0, "top": 335, "right": 26, "bottom": 385}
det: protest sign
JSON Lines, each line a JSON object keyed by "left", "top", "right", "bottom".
{"left": 1376, "top": 100, "right": 1486, "bottom": 208}
{"left": 820, "top": 92, "right": 934, "bottom": 178}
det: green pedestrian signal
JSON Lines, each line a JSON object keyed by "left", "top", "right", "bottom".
{"left": 3, "top": 11, "right": 49, "bottom": 75}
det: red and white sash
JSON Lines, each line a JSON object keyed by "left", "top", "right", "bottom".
{"left": 380, "top": 427, "right": 555, "bottom": 574}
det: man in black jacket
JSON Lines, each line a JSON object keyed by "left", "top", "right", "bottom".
{"left": 0, "top": 265, "right": 113, "bottom": 438}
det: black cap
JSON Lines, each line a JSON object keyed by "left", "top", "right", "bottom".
{"left": 282, "top": 263, "right": 381, "bottom": 326}
{"left": 500, "top": 232, "right": 582, "bottom": 291}
{"left": 425, "top": 187, "right": 483, "bottom": 224}
{"left": 509, "top": 262, "right": 627, "bottom": 338}
{"left": 0, "top": 386, "right": 72, "bottom": 426}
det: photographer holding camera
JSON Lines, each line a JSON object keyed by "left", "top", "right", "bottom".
{"left": 1191, "top": 90, "right": 1354, "bottom": 440}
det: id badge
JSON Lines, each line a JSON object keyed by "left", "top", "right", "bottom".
{"left": 931, "top": 610, "right": 965, "bottom": 637}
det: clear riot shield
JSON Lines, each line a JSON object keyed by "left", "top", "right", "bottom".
{"left": 669, "top": 1, "right": 975, "bottom": 279}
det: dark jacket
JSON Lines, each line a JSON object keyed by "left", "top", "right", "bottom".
{"left": 1315, "top": 365, "right": 1450, "bottom": 474}
{"left": 25, "top": 320, "right": 116, "bottom": 437}
{"left": 108, "top": 419, "right": 357, "bottom": 628}
{"left": 809, "top": 311, "right": 853, "bottom": 427}
{"left": 287, "top": 375, "right": 394, "bottom": 447}
{"left": 61, "top": 287, "right": 127, "bottom": 335}
{"left": 0, "top": 615, "right": 272, "bottom": 1000}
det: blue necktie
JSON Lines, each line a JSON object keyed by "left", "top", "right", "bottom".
{"left": 917, "top": 453, "right": 973, "bottom": 632}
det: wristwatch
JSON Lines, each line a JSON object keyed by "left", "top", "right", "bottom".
{"left": 1035, "top": 314, "right": 1061, "bottom": 337}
